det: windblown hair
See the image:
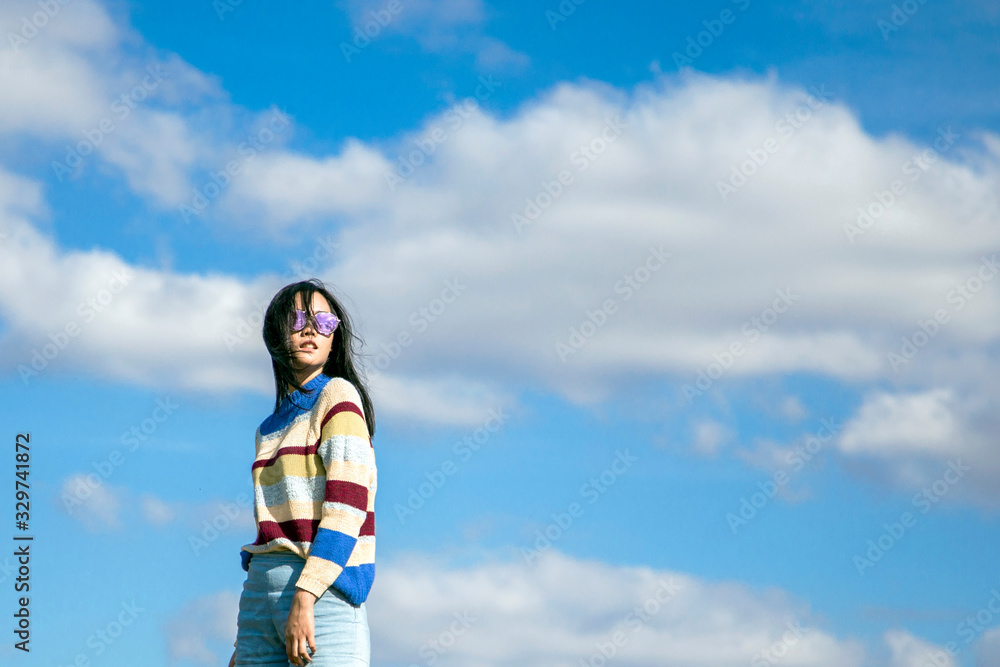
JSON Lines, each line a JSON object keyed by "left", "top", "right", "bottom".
{"left": 261, "top": 278, "right": 375, "bottom": 438}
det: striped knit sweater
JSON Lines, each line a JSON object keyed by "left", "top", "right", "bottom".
{"left": 239, "top": 373, "right": 376, "bottom": 605}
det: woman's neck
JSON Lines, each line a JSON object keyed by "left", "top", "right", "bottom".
{"left": 288, "top": 368, "right": 324, "bottom": 393}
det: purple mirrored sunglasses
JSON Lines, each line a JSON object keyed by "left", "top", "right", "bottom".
{"left": 292, "top": 309, "right": 340, "bottom": 336}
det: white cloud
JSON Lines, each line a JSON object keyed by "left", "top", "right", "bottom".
{"left": 366, "top": 548, "right": 869, "bottom": 666}
{"left": 340, "top": 0, "right": 530, "bottom": 70}
{"left": 883, "top": 628, "right": 958, "bottom": 667}
{"left": 208, "top": 70, "right": 1000, "bottom": 502}
{"left": 0, "top": 203, "right": 271, "bottom": 392}
{"left": 2, "top": 1, "right": 1000, "bottom": 500}
{"left": 140, "top": 493, "right": 176, "bottom": 525}
{"left": 839, "top": 389, "right": 962, "bottom": 458}
{"left": 781, "top": 395, "right": 809, "bottom": 421}
{"left": 221, "top": 140, "right": 392, "bottom": 227}
{"left": 368, "top": 370, "right": 515, "bottom": 427}
{"left": 835, "top": 387, "right": 1000, "bottom": 506}
{"left": 164, "top": 590, "right": 240, "bottom": 666}
{"left": 0, "top": 0, "right": 271, "bottom": 207}
{"left": 59, "top": 474, "right": 121, "bottom": 530}
{"left": 975, "top": 626, "right": 1000, "bottom": 666}
{"left": 194, "top": 548, "right": 963, "bottom": 666}
{"left": 0, "top": 0, "right": 117, "bottom": 135}
{"left": 0, "top": 171, "right": 507, "bottom": 423}
{"left": 691, "top": 419, "right": 733, "bottom": 457}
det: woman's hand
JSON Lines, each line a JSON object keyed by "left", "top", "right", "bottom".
{"left": 285, "top": 589, "right": 318, "bottom": 666}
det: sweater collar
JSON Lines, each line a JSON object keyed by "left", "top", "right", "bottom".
{"left": 260, "top": 373, "right": 334, "bottom": 436}
{"left": 288, "top": 372, "right": 331, "bottom": 400}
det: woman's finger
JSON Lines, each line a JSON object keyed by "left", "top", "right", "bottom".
{"left": 292, "top": 635, "right": 314, "bottom": 665}
{"left": 287, "top": 636, "right": 304, "bottom": 666}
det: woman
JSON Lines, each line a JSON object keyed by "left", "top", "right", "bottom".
{"left": 230, "top": 278, "right": 377, "bottom": 666}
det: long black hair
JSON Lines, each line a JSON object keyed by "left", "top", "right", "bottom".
{"left": 261, "top": 278, "right": 375, "bottom": 438}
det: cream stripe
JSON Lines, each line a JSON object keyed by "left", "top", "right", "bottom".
{"left": 346, "top": 539, "right": 375, "bottom": 565}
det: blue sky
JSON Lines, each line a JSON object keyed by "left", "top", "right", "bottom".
{"left": 1, "top": 1, "right": 999, "bottom": 666}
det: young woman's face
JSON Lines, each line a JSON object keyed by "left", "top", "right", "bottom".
{"left": 289, "top": 291, "right": 335, "bottom": 375}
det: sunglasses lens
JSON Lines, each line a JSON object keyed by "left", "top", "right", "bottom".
{"left": 316, "top": 313, "right": 339, "bottom": 335}
{"left": 292, "top": 310, "right": 307, "bottom": 331}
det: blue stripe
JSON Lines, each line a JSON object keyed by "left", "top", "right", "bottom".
{"left": 333, "top": 563, "right": 376, "bottom": 606}
{"left": 309, "top": 526, "right": 357, "bottom": 567}
{"left": 259, "top": 373, "right": 332, "bottom": 436}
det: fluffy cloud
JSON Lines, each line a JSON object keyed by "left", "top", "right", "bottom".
{"left": 974, "top": 626, "right": 1000, "bottom": 666}
{"left": 363, "top": 548, "right": 880, "bottom": 666}
{"left": 219, "top": 70, "right": 1000, "bottom": 502}
{"left": 839, "top": 389, "right": 962, "bottom": 459}
{"left": 3, "top": 0, "right": 1000, "bottom": 494}
{"left": 883, "top": 628, "right": 958, "bottom": 667}
{"left": 199, "top": 548, "right": 962, "bottom": 666}
{"left": 835, "top": 386, "right": 1000, "bottom": 507}
{"left": 0, "top": 0, "right": 273, "bottom": 206}
{"left": 185, "top": 548, "right": 987, "bottom": 667}
{"left": 59, "top": 473, "right": 122, "bottom": 530}
{"left": 691, "top": 419, "right": 734, "bottom": 457}
{"left": 218, "top": 72, "right": 1000, "bottom": 402}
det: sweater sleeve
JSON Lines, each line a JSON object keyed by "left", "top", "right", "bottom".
{"left": 294, "top": 379, "right": 375, "bottom": 599}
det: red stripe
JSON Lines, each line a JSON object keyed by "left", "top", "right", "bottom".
{"left": 254, "top": 518, "right": 318, "bottom": 545}
{"left": 321, "top": 400, "right": 363, "bottom": 427}
{"left": 252, "top": 401, "right": 370, "bottom": 472}
{"left": 326, "top": 479, "right": 368, "bottom": 512}
{"left": 359, "top": 512, "right": 375, "bottom": 537}
{"left": 322, "top": 401, "right": 372, "bottom": 447}
{"left": 254, "top": 513, "right": 375, "bottom": 545}
{"left": 252, "top": 443, "right": 320, "bottom": 470}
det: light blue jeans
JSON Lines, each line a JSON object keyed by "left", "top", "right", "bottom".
{"left": 236, "top": 551, "right": 370, "bottom": 666}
